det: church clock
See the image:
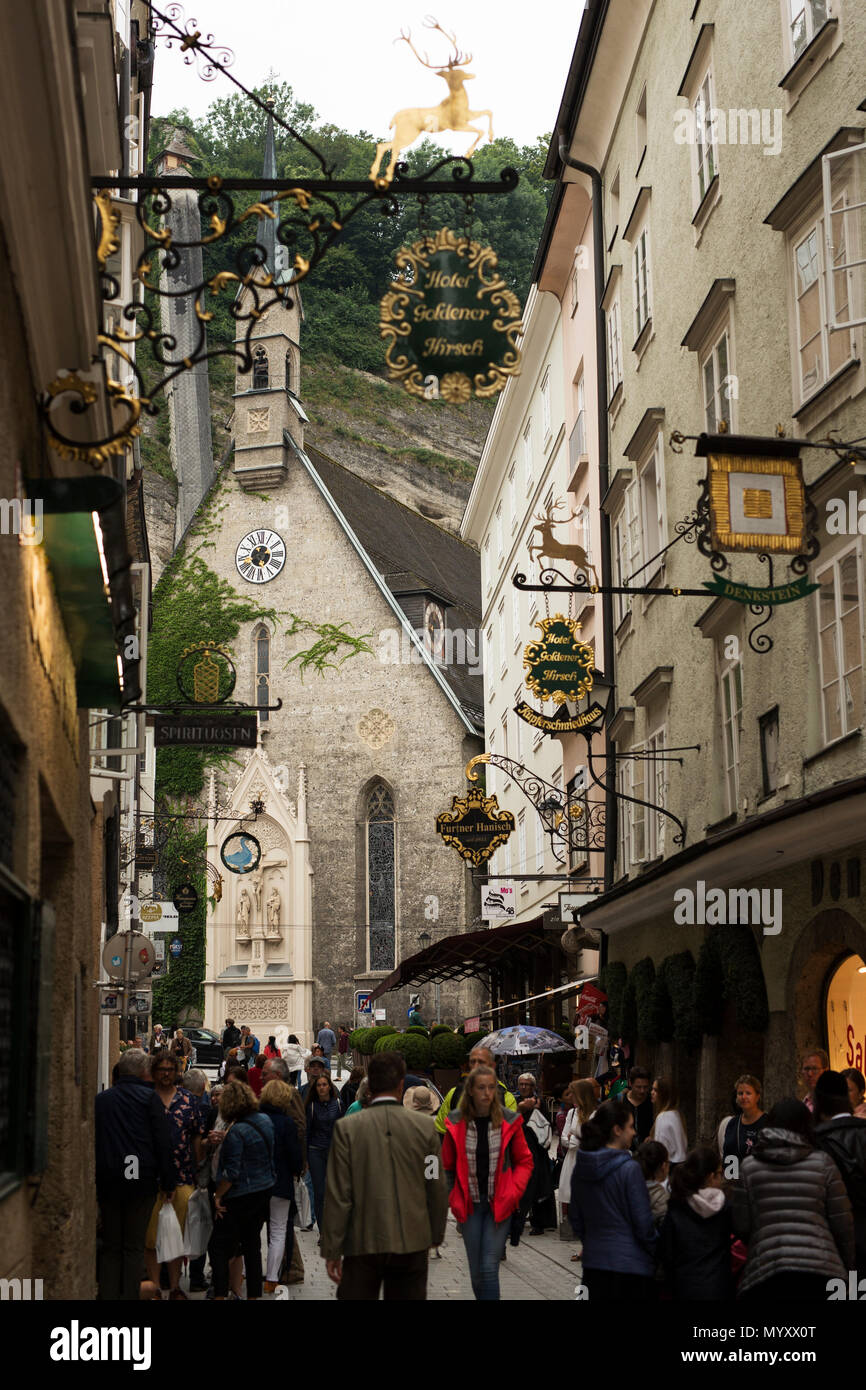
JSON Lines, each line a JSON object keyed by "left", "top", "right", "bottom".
{"left": 235, "top": 529, "right": 286, "bottom": 584}
{"left": 425, "top": 600, "right": 446, "bottom": 658}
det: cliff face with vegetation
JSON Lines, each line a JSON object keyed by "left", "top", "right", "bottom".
{"left": 140, "top": 84, "right": 550, "bottom": 576}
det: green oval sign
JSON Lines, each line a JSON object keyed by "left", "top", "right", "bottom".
{"left": 380, "top": 227, "right": 522, "bottom": 402}
{"left": 523, "top": 615, "right": 595, "bottom": 705}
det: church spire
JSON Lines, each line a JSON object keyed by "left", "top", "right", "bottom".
{"left": 258, "top": 100, "right": 289, "bottom": 285}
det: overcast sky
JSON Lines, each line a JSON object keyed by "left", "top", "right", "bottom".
{"left": 151, "top": 1, "right": 584, "bottom": 150}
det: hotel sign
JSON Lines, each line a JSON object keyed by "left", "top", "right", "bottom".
{"left": 380, "top": 228, "right": 522, "bottom": 403}
{"left": 523, "top": 615, "right": 595, "bottom": 706}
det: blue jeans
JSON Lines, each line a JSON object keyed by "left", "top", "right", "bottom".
{"left": 461, "top": 1198, "right": 510, "bottom": 1300}
{"left": 307, "top": 1147, "right": 329, "bottom": 1228}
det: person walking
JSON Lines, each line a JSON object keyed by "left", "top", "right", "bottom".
{"left": 558, "top": 1080, "right": 598, "bottom": 1241}
{"left": 343, "top": 1078, "right": 371, "bottom": 1116}
{"left": 340, "top": 1066, "right": 364, "bottom": 1114}
{"left": 143, "top": 1053, "right": 206, "bottom": 1299}
{"left": 259, "top": 1079, "right": 304, "bottom": 1293}
{"left": 94, "top": 1049, "right": 175, "bottom": 1301}
{"left": 263, "top": 1035, "right": 281, "bottom": 1060}
{"left": 316, "top": 1020, "right": 337, "bottom": 1067}
{"left": 434, "top": 1046, "right": 517, "bottom": 1133}
{"left": 169, "top": 1028, "right": 193, "bottom": 1074}
{"left": 210, "top": 1080, "right": 276, "bottom": 1300}
{"left": 247, "top": 1051, "right": 266, "bottom": 1098}
{"left": 658, "top": 1147, "right": 733, "bottom": 1300}
{"left": 569, "top": 1099, "right": 658, "bottom": 1301}
{"left": 305, "top": 1072, "right": 342, "bottom": 1228}
{"left": 300, "top": 1055, "right": 328, "bottom": 1100}
{"left": 734, "top": 1097, "right": 854, "bottom": 1300}
{"left": 221, "top": 1017, "right": 241, "bottom": 1053}
{"left": 800, "top": 1048, "right": 830, "bottom": 1112}
{"left": 624, "top": 1067, "right": 654, "bottom": 1148}
{"left": 336, "top": 1025, "right": 351, "bottom": 1079}
{"left": 281, "top": 1034, "right": 309, "bottom": 1089}
{"left": 148, "top": 1023, "right": 168, "bottom": 1055}
{"left": 239, "top": 1025, "right": 260, "bottom": 1067}
{"left": 650, "top": 1077, "right": 688, "bottom": 1164}
{"left": 320, "top": 1051, "right": 447, "bottom": 1299}
{"left": 636, "top": 1140, "right": 670, "bottom": 1228}
{"left": 842, "top": 1067, "right": 866, "bottom": 1118}
{"left": 441, "top": 1065, "right": 533, "bottom": 1300}
{"left": 511, "top": 1074, "right": 555, "bottom": 1241}
{"left": 716, "top": 1074, "right": 769, "bottom": 1168}
{"left": 813, "top": 1070, "right": 866, "bottom": 1270}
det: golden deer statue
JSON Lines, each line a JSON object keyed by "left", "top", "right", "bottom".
{"left": 369, "top": 18, "right": 494, "bottom": 185}
{"left": 528, "top": 501, "right": 599, "bottom": 585}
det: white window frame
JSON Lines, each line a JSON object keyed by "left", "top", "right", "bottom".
{"left": 609, "top": 168, "right": 621, "bottom": 240}
{"left": 815, "top": 541, "right": 864, "bottom": 744}
{"left": 635, "top": 85, "right": 648, "bottom": 173}
{"left": 718, "top": 645, "right": 744, "bottom": 815}
{"left": 508, "top": 464, "right": 517, "bottom": 532}
{"left": 612, "top": 479, "right": 641, "bottom": 627}
{"left": 485, "top": 625, "right": 495, "bottom": 699}
{"left": 570, "top": 264, "right": 579, "bottom": 316}
{"left": 523, "top": 420, "right": 533, "bottom": 495}
{"left": 787, "top": 0, "right": 830, "bottom": 62}
{"left": 497, "top": 598, "right": 507, "bottom": 677}
{"left": 693, "top": 67, "right": 718, "bottom": 207}
{"left": 541, "top": 368, "right": 552, "bottom": 443}
{"left": 792, "top": 196, "right": 856, "bottom": 405}
{"left": 632, "top": 221, "right": 652, "bottom": 340}
{"left": 607, "top": 296, "right": 623, "bottom": 393}
{"left": 637, "top": 435, "right": 667, "bottom": 582}
{"left": 495, "top": 502, "right": 504, "bottom": 560}
{"left": 822, "top": 146, "right": 866, "bottom": 331}
{"left": 701, "top": 325, "right": 735, "bottom": 433}
{"left": 483, "top": 535, "right": 491, "bottom": 593}
{"left": 575, "top": 373, "right": 587, "bottom": 457}
{"left": 630, "top": 726, "right": 667, "bottom": 865}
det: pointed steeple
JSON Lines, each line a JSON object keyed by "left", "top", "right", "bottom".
{"left": 257, "top": 100, "right": 289, "bottom": 285}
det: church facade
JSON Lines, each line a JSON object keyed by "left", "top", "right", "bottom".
{"left": 184, "top": 115, "right": 486, "bottom": 1043}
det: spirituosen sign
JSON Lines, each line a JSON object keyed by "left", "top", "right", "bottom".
{"left": 435, "top": 786, "right": 515, "bottom": 867}
{"left": 380, "top": 228, "right": 522, "bottom": 403}
{"left": 522, "top": 615, "right": 595, "bottom": 706}
{"left": 154, "top": 713, "right": 258, "bottom": 748}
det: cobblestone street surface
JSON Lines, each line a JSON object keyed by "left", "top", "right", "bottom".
{"left": 184, "top": 1216, "right": 582, "bottom": 1302}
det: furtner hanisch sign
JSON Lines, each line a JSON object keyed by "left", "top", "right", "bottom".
{"left": 154, "top": 714, "right": 258, "bottom": 747}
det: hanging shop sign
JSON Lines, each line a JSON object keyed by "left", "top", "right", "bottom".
{"left": 481, "top": 881, "right": 516, "bottom": 921}
{"left": 380, "top": 227, "right": 522, "bottom": 403}
{"left": 140, "top": 901, "right": 179, "bottom": 929}
{"left": 435, "top": 785, "right": 515, "bottom": 866}
{"left": 136, "top": 843, "right": 159, "bottom": 869}
{"left": 220, "top": 832, "right": 262, "bottom": 875}
{"left": 514, "top": 699, "right": 606, "bottom": 735}
{"left": 154, "top": 712, "right": 258, "bottom": 747}
{"left": 172, "top": 883, "right": 199, "bottom": 915}
{"left": 175, "top": 643, "right": 237, "bottom": 705}
{"left": 701, "top": 574, "right": 819, "bottom": 604}
{"left": 522, "top": 615, "right": 595, "bottom": 706}
{"left": 169, "top": 937, "right": 183, "bottom": 958}
{"left": 102, "top": 931, "right": 155, "bottom": 982}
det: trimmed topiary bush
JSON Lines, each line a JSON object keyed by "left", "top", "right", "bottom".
{"left": 431, "top": 1030, "right": 468, "bottom": 1068}
{"left": 373, "top": 1030, "right": 400, "bottom": 1053}
{"left": 348, "top": 1027, "right": 369, "bottom": 1052}
{"left": 649, "top": 966, "right": 675, "bottom": 1044}
{"left": 430, "top": 1024, "right": 453, "bottom": 1037}
{"left": 630, "top": 957, "right": 657, "bottom": 1043}
{"left": 391, "top": 1031, "right": 432, "bottom": 1069}
{"left": 664, "top": 950, "right": 700, "bottom": 1047}
{"left": 374, "top": 1021, "right": 398, "bottom": 1032}
{"left": 405, "top": 1025, "right": 430, "bottom": 1037}
{"left": 694, "top": 927, "right": 768, "bottom": 1035}
{"left": 353, "top": 1028, "right": 381, "bottom": 1056}
{"left": 599, "top": 961, "right": 627, "bottom": 1037}
{"left": 463, "top": 1030, "right": 487, "bottom": 1050}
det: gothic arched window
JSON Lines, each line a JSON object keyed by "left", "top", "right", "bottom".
{"left": 253, "top": 345, "right": 269, "bottom": 390}
{"left": 366, "top": 782, "right": 395, "bottom": 971}
{"left": 254, "top": 624, "right": 270, "bottom": 722}
{"left": 285, "top": 350, "right": 294, "bottom": 394}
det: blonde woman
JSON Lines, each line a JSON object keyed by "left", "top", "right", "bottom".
{"left": 259, "top": 1080, "right": 304, "bottom": 1293}
{"left": 441, "top": 1065, "right": 533, "bottom": 1300}
{"left": 650, "top": 1077, "right": 687, "bottom": 1164}
{"left": 558, "top": 1080, "right": 597, "bottom": 1253}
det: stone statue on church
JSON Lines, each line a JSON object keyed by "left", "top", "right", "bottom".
{"left": 236, "top": 886, "right": 251, "bottom": 938}
{"left": 266, "top": 885, "right": 282, "bottom": 938}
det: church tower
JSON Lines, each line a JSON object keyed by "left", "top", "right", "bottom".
{"left": 154, "top": 130, "right": 215, "bottom": 543}
{"left": 232, "top": 102, "right": 306, "bottom": 492}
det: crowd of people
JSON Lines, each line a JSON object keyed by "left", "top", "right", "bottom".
{"left": 94, "top": 1022, "right": 866, "bottom": 1303}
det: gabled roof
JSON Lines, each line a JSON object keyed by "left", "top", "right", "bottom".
{"left": 292, "top": 440, "right": 484, "bottom": 731}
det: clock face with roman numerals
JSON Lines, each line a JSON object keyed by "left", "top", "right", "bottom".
{"left": 235, "top": 529, "right": 286, "bottom": 584}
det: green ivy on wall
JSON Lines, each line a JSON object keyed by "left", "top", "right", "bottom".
{"left": 151, "top": 828, "right": 207, "bottom": 1027}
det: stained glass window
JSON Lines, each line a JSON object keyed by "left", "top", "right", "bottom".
{"left": 367, "top": 784, "right": 395, "bottom": 971}
{"left": 255, "top": 625, "right": 270, "bottom": 723}
{"left": 253, "top": 346, "right": 269, "bottom": 389}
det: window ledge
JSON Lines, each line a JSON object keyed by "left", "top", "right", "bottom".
{"left": 614, "top": 608, "right": 634, "bottom": 645}
{"left": 606, "top": 223, "right": 619, "bottom": 254}
{"left": 638, "top": 855, "right": 665, "bottom": 875}
{"left": 608, "top": 381, "right": 625, "bottom": 423}
{"left": 691, "top": 172, "right": 720, "bottom": 237}
{"left": 633, "top": 320, "right": 655, "bottom": 367}
{"left": 636, "top": 147, "right": 647, "bottom": 179}
{"left": 803, "top": 726, "right": 862, "bottom": 768}
{"left": 705, "top": 811, "right": 738, "bottom": 835}
{"left": 779, "top": 18, "right": 839, "bottom": 93}
{"left": 793, "top": 357, "right": 860, "bottom": 422}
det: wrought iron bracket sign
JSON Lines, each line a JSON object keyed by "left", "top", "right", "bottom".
{"left": 173, "top": 883, "right": 199, "bottom": 915}
{"left": 380, "top": 227, "right": 522, "bottom": 401}
{"left": 220, "top": 832, "right": 262, "bottom": 876}
{"left": 523, "top": 615, "right": 594, "bottom": 705}
{"left": 465, "top": 753, "right": 605, "bottom": 865}
{"left": 435, "top": 784, "right": 514, "bottom": 866}
{"left": 154, "top": 713, "right": 258, "bottom": 747}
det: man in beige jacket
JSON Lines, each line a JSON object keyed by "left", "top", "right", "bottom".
{"left": 320, "top": 1050, "right": 448, "bottom": 1300}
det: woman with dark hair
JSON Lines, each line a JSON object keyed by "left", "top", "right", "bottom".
{"left": 263, "top": 1035, "right": 281, "bottom": 1060}
{"left": 340, "top": 1066, "right": 364, "bottom": 1114}
{"left": 658, "top": 1146, "right": 733, "bottom": 1299}
{"left": 304, "top": 1073, "right": 341, "bottom": 1228}
{"left": 842, "top": 1067, "right": 866, "bottom": 1118}
{"left": 569, "top": 1099, "right": 657, "bottom": 1300}
{"left": 211, "top": 1081, "right": 275, "bottom": 1301}
{"left": 735, "top": 1098, "right": 854, "bottom": 1301}
{"left": 441, "top": 1065, "right": 533, "bottom": 1300}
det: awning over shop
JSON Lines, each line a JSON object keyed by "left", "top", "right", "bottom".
{"left": 370, "top": 919, "right": 548, "bottom": 1001}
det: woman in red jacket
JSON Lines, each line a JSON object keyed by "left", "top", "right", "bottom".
{"left": 442, "top": 1065, "right": 534, "bottom": 1300}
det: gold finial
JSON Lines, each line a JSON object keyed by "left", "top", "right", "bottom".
{"left": 465, "top": 753, "right": 490, "bottom": 782}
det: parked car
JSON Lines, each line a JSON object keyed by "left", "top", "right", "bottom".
{"left": 182, "top": 1027, "right": 223, "bottom": 1067}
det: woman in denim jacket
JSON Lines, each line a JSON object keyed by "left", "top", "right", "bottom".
{"left": 211, "top": 1081, "right": 275, "bottom": 1300}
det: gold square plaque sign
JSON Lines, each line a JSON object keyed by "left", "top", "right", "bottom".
{"left": 707, "top": 453, "right": 807, "bottom": 554}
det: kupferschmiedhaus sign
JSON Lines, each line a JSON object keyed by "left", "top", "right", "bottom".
{"left": 380, "top": 227, "right": 522, "bottom": 403}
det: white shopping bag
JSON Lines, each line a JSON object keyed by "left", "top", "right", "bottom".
{"left": 293, "top": 1176, "right": 312, "bottom": 1229}
{"left": 155, "top": 1198, "right": 185, "bottom": 1263}
{"left": 183, "top": 1188, "right": 213, "bottom": 1259}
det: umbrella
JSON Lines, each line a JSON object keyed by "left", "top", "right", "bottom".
{"left": 477, "top": 1025, "right": 575, "bottom": 1055}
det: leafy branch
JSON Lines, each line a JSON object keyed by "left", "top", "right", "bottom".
{"left": 282, "top": 613, "right": 374, "bottom": 678}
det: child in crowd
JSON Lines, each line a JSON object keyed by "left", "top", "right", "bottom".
{"left": 636, "top": 1139, "right": 670, "bottom": 1228}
